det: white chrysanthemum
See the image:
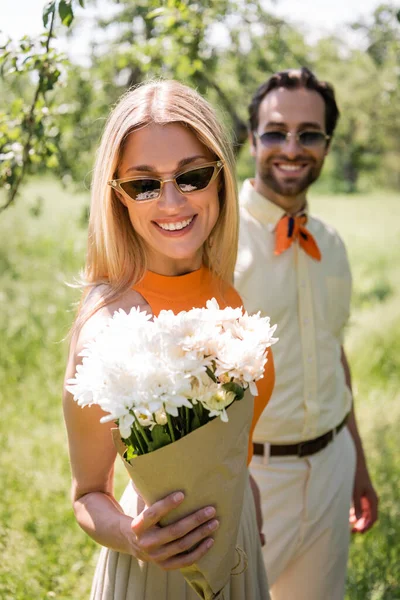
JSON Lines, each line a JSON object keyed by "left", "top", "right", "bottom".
{"left": 134, "top": 408, "right": 156, "bottom": 429}
{"left": 190, "top": 376, "right": 236, "bottom": 422}
{"left": 203, "top": 389, "right": 236, "bottom": 422}
{"left": 154, "top": 327, "right": 210, "bottom": 377}
{"left": 111, "top": 306, "right": 153, "bottom": 329}
{"left": 205, "top": 298, "right": 241, "bottom": 319}
{"left": 234, "top": 311, "right": 278, "bottom": 347}
{"left": 155, "top": 409, "right": 168, "bottom": 426}
{"left": 190, "top": 374, "right": 219, "bottom": 401}
{"left": 214, "top": 337, "right": 269, "bottom": 396}
{"left": 121, "top": 352, "right": 194, "bottom": 416}
{"left": 118, "top": 412, "right": 135, "bottom": 439}
{"left": 157, "top": 309, "right": 219, "bottom": 361}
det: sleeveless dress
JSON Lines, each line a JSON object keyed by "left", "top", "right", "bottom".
{"left": 90, "top": 266, "right": 274, "bottom": 600}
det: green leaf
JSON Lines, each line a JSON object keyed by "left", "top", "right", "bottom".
{"left": 42, "top": 1, "right": 56, "bottom": 28}
{"left": 206, "top": 366, "right": 217, "bottom": 382}
{"left": 191, "top": 412, "right": 202, "bottom": 430}
{"left": 192, "top": 58, "right": 203, "bottom": 72}
{"left": 59, "top": 0, "right": 74, "bottom": 27}
{"left": 165, "top": 15, "right": 176, "bottom": 28}
{"left": 222, "top": 382, "right": 245, "bottom": 400}
{"left": 148, "top": 425, "right": 171, "bottom": 451}
{"left": 147, "top": 7, "right": 166, "bottom": 19}
{"left": 46, "top": 154, "right": 59, "bottom": 169}
{"left": 124, "top": 445, "right": 138, "bottom": 461}
{"left": 78, "top": 0, "right": 85, "bottom": 7}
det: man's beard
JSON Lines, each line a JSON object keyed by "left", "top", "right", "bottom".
{"left": 259, "top": 159, "right": 323, "bottom": 197}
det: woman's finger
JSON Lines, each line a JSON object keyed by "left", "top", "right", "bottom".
{"left": 147, "top": 518, "right": 219, "bottom": 562}
{"left": 131, "top": 491, "right": 185, "bottom": 536}
{"left": 159, "top": 538, "right": 215, "bottom": 571}
{"left": 139, "top": 505, "right": 217, "bottom": 551}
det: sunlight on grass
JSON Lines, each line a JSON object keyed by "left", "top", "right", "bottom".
{"left": 1, "top": 180, "right": 399, "bottom": 598}
{"left": 310, "top": 190, "right": 400, "bottom": 600}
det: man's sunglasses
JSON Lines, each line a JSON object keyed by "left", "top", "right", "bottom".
{"left": 254, "top": 130, "right": 330, "bottom": 148}
{"left": 108, "top": 160, "right": 224, "bottom": 203}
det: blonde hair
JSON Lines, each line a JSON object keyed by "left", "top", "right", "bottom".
{"left": 76, "top": 80, "right": 238, "bottom": 328}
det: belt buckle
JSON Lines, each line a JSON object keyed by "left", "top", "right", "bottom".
{"left": 297, "top": 441, "right": 307, "bottom": 458}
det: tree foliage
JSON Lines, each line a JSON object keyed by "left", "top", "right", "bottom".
{"left": 0, "top": 0, "right": 84, "bottom": 211}
{"left": 0, "top": 0, "right": 399, "bottom": 210}
{"left": 90, "top": 0, "right": 309, "bottom": 148}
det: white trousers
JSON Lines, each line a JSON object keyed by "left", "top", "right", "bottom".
{"left": 250, "top": 427, "right": 356, "bottom": 600}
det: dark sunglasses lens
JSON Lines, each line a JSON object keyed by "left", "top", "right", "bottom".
{"left": 259, "top": 131, "right": 287, "bottom": 146}
{"left": 176, "top": 166, "right": 215, "bottom": 193}
{"left": 120, "top": 179, "right": 161, "bottom": 202}
{"left": 299, "top": 131, "right": 326, "bottom": 146}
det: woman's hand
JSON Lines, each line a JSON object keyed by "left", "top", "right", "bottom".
{"left": 125, "top": 491, "right": 219, "bottom": 570}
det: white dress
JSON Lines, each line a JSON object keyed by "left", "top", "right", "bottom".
{"left": 90, "top": 473, "right": 270, "bottom": 600}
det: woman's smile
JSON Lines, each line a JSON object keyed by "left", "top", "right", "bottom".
{"left": 153, "top": 214, "right": 197, "bottom": 234}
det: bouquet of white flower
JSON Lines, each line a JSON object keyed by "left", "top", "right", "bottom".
{"left": 67, "top": 299, "right": 277, "bottom": 600}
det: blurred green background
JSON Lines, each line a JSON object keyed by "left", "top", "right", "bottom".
{"left": 0, "top": 1, "right": 399, "bottom": 598}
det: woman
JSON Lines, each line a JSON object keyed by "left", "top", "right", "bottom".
{"left": 63, "top": 80, "right": 274, "bottom": 599}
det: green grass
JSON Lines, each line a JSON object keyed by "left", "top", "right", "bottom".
{"left": 311, "top": 190, "right": 400, "bottom": 599}
{"left": 0, "top": 180, "right": 399, "bottom": 599}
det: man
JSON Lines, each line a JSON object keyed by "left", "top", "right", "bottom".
{"left": 235, "top": 68, "right": 378, "bottom": 599}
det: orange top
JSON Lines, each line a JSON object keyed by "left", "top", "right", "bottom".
{"left": 134, "top": 266, "right": 275, "bottom": 464}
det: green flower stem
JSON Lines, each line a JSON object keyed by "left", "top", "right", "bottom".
{"left": 166, "top": 412, "right": 176, "bottom": 442}
{"left": 206, "top": 366, "right": 217, "bottom": 383}
{"left": 192, "top": 402, "right": 199, "bottom": 420}
{"left": 198, "top": 401, "right": 205, "bottom": 421}
{"left": 129, "top": 427, "right": 145, "bottom": 456}
{"left": 185, "top": 406, "right": 190, "bottom": 435}
{"left": 132, "top": 412, "right": 150, "bottom": 451}
{"left": 129, "top": 425, "right": 146, "bottom": 456}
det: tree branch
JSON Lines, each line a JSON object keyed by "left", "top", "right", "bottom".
{"left": 196, "top": 71, "right": 248, "bottom": 155}
{"left": 0, "top": 6, "right": 56, "bottom": 212}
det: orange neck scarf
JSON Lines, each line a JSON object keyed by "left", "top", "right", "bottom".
{"left": 275, "top": 214, "right": 321, "bottom": 261}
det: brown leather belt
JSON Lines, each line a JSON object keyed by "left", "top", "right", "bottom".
{"left": 253, "top": 414, "right": 349, "bottom": 458}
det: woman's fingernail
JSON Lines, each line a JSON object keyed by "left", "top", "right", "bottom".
{"left": 208, "top": 519, "right": 219, "bottom": 531}
{"left": 205, "top": 507, "right": 215, "bottom": 517}
{"left": 173, "top": 492, "right": 184, "bottom": 503}
{"left": 206, "top": 539, "right": 214, "bottom": 549}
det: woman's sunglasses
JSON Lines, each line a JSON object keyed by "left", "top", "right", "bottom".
{"left": 254, "top": 130, "right": 330, "bottom": 149}
{"left": 108, "top": 160, "right": 224, "bottom": 203}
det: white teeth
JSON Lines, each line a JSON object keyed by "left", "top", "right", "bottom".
{"left": 279, "top": 164, "right": 303, "bottom": 171}
{"left": 157, "top": 217, "right": 194, "bottom": 231}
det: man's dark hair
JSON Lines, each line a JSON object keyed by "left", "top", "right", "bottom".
{"left": 248, "top": 67, "right": 340, "bottom": 140}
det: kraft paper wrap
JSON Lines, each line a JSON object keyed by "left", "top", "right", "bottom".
{"left": 111, "top": 392, "right": 254, "bottom": 600}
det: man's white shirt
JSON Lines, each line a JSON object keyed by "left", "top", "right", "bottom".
{"left": 234, "top": 179, "right": 352, "bottom": 443}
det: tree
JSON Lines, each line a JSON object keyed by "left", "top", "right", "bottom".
{"left": 2, "top": 0, "right": 399, "bottom": 199}
{"left": 0, "top": 0, "right": 85, "bottom": 211}
{"left": 312, "top": 4, "right": 400, "bottom": 192}
{"left": 88, "top": 0, "right": 308, "bottom": 150}
{"left": 351, "top": 4, "right": 400, "bottom": 189}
